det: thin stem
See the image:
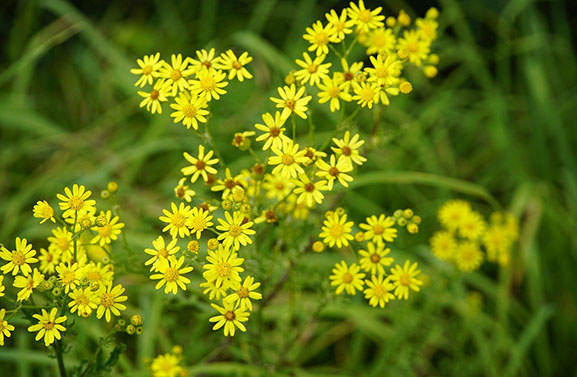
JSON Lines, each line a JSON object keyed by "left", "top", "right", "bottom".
{"left": 291, "top": 115, "right": 296, "bottom": 140}
{"left": 54, "top": 342, "right": 68, "bottom": 377}
{"left": 72, "top": 212, "right": 78, "bottom": 262}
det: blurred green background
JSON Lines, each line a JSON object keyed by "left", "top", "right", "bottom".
{"left": 1, "top": 0, "right": 576, "bottom": 376}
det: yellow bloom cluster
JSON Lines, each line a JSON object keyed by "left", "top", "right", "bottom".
{"left": 131, "top": 49, "right": 252, "bottom": 130}
{"left": 149, "top": 345, "right": 187, "bottom": 377}
{"left": 0, "top": 183, "right": 135, "bottom": 348}
{"left": 322, "top": 208, "right": 423, "bottom": 308}
{"left": 430, "top": 199, "right": 520, "bottom": 271}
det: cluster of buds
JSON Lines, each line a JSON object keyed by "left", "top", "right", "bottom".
{"left": 392, "top": 209, "right": 421, "bottom": 234}
{"left": 117, "top": 314, "right": 144, "bottom": 335}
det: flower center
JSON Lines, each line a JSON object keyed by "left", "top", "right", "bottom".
{"left": 26, "top": 278, "right": 35, "bottom": 290}
{"left": 200, "top": 76, "right": 216, "bottom": 91}
{"left": 328, "top": 86, "right": 340, "bottom": 98}
{"left": 189, "top": 216, "right": 207, "bottom": 230}
{"left": 88, "top": 271, "right": 102, "bottom": 281}
{"left": 407, "top": 41, "right": 419, "bottom": 53}
{"left": 170, "top": 69, "right": 182, "bottom": 81}
{"left": 373, "top": 284, "right": 386, "bottom": 297}
{"left": 12, "top": 251, "right": 25, "bottom": 266}
{"left": 202, "top": 60, "right": 211, "bottom": 68}
{"left": 275, "top": 182, "right": 285, "bottom": 190}
{"left": 45, "top": 253, "right": 53, "bottom": 262}
{"left": 360, "top": 86, "right": 375, "bottom": 102}
{"left": 328, "top": 167, "right": 340, "bottom": 177}
{"left": 375, "top": 67, "right": 389, "bottom": 78}
{"left": 370, "top": 253, "right": 381, "bottom": 263}
{"left": 232, "top": 61, "right": 242, "bottom": 70}
{"left": 100, "top": 293, "right": 114, "bottom": 308}
{"left": 269, "top": 127, "right": 280, "bottom": 137}
{"left": 216, "top": 262, "right": 232, "bottom": 277}
{"left": 170, "top": 213, "right": 186, "bottom": 228}
{"left": 98, "top": 224, "right": 112, "bottom": 238}
{"left": 228, "top": 225, "right": 242, "bottom": 237}
{"left": 281, "top": 154, "right": 295, "bottom": 165}
{"left": 342, "top": 272, "right": 353, "bottom": 284}
{"left": 195, "top": 160, "right": 206, "bottom": 170}
{"left": 142, "top": 65, "right": 152, "bottom": 75}
{"left": 330, "top": 223, "right": 344, "bottom": 237}
{"left": 224, "top": 311, "right": 235, "bottom": 321}
{"left": 399, "top": 273, "right": 412, "bottom": 286}
{"left": 344, "top": 71, "right": 354, "bottom": 81}
{"left": 164, "top": 267, "right": 179, "bottom": 282}
{"left": 358, "top": 9, "right": 372, "bottom": 23}
{"left": 304, "top": 183, "right": 315, "bottom": 192}
{"left": 69, "top": 196, "right": 84, "bottom": 210}
{"left": 237, "top": 287, "right": 249, "bottom": 298}
{"left": 307, "top": 64, "right": 318, "bottom": 74}
{"left": 157, "top": 248, "right": 169, "bottom": 258}
{"left": 284, "top": 99, "right": 296, "bottom": 110}
{"left": 176, "top": 187, "right": 185, "bottom": 197}
{"left": 42, "top": 206, "right": 54, "bottom": 218}
{"left": 150, "top": 90, "right": 160, "bottom": 100}
{"left": 76, "top": 294, "right": 89, "bottom": 306}
{"left": 62, "top": 271, "right": 76, "bottom": 284}
{"left": 341, "top": 146, "right": 352, "bottom": 156}
{"left": 56, "top": 237, "right": 70, "bottom": 251}
{"left": 183, "top": 104, "right": 197, "bottom": 118}
{"left": 314, "top": 32, "right": 328, "bottom": 45}
{"left": 44, "top": 321, "right": 55, "bottom": 330}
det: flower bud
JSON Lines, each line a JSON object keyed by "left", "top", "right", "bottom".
{"left": 207, "top": 238, "right": 219, "bottom": 250}
{"left": 107, "top": 181, "right": 119, "bottom": 193}
{"left": 136, "top": 326, "right": 144, "bottom": 335}
{"left": 96, "top": 214, "right": 108, "bottom": 227}
{"left": 100, "top": 190, "right": 110, "bottom": 199}
{"left": 131, "top": 314, "right": 143, "bottom": 326}
{"left": 312, "top": 241, "right": 325, "bottom": 253}
{"left": 354, "top": 231, "right": 365, "bottom": 242}
{"left": 187, "top": 241, "right": 199, "bottom": 254}
{"left": 126, "top": 324, "right": 136, "bottom": 335}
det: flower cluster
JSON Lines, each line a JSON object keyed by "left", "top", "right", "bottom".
{"left": 430, "top": 199, "right": 520, "bottom": 271}
{"left": 149, "top": 345, "right": 187, "bottom": 377}
{"left": 0, "top": 184, "right": 136, "bottom": 348}
{"left": 321, "top": 208, "right": 423, "bottom": 308}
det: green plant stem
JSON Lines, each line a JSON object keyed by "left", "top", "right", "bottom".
{"left": 54, "top": 342, "right": 68, "bottom": 377}
{"left": 291, "top": 115, "right": 296, "bottom": 140}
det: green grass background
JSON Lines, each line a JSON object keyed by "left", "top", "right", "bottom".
{"left": 0, "top": 0, "right": 576, "bottom": 376}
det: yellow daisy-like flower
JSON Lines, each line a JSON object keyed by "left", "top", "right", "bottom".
{"left": 263, "top": 173, "right": 295, "bottom": 200}
{"left": 160, "top": 202, "right": 193, "bottom": 239}
{"left": 33, "top": 200, "right": 55, "bottom": 224}
{"left": 295, "top": 52, "right": 331, "bottom": 87}
{"left": 56, "top": 184, "right": 96, "bottom": 219}
{"left": 130, "top": 52, "right": 164, "bottom": 87}
{"left": 137, "top": 79, "right": 172, "bottom": 114}
{"left": 459, "top": 210, "right": 487, "bottom": 241}
{"left": 254, "top": 111, "right": 291, "bottom": 151}
{"left": 158, "top": 53, "right": 195, "bottom": 96}
{"left": 209, "top": 300, "right": 250, "bottom": 337}
{"left": 397, "top": 30, "right": 431, "bottom": 66}
{"left": 200, "top": 279, "right": 228, "bottom": 301}
{"left": 211, "top": 168, "right": 246, "bottom": 198}
{"left": 347, "top": 0, "right": 385, "bottom": 32}
{"left": 13, "top": 268, "right": 44, "bottom": 302}
{"left": 319, "top": 211, "right": 354, "bottom": 248}
{"left": 151, "top": 353, "right": 183, "bottom": 377}
{"left": 203, "top": 244, "right": 244, "bottom": 289}
{"left": 302, "top": 146, "right": 327, "bottom": 166}
{"left": 360, "top": 214, "right": 398, "bottom": 244}
{"left": 317, "top": 77, "right": 352, "bottom": 112}
{"left": 174, "top": 177, "right": 196, "bottom": 202}
{"left": 56, "top": 262, "right": 80, "bottom": 293}
{"left": 181, "top": 145, "right": 219, "bottom": 183}
{"left": 91, "top": 210, "right": 125, "bottom": 246}
{"left": 366, "top": 28, "right": 396, "bottom": 56}
{"left": 150, "top": 255, "right": 194, "bottom": 295}
{"left": 27, "top": 307, "right": 67, "bottom": 347}
{"left": 330, "top": 261, "right": 365, "bottom": 295}
{"left": 0, "top": 308, "right": 15, "bottom": 346}
{"left": 269, "top": 84, "right": 312, "bottom": 120}
{"left": 366, "top": 54, "right": 403, "bottom": 87}
{"left": 48, "top": 226, "right": 74, "bottom": 258}
{"left": 80, "top": 262, "right": 114, "bottom": 291}
{"left": 68, "top": 287, "right": 98, "bottom": 317}
{"left": 216, "top": 211, "right": 255, "bottom": 251}
{"left": 438, "top": 199, "right": 472, "bottom": 231}
{"left": 189, "top": 67, "right": 228, "bottom": 101}
{"left": 216, "top": 50, "right": 253, "bottom": 82}
{"left": 325, "top": 9, "right": 354, "bottom": 42}
{"left": 430, "top": 231, "right": 457, "bottom": 261}
{"left": 189, "top": 48, "right": 221, "bottom": 72}
{"left": 0, "top": 275, "right": 5, "bottom": 297}
{"left": 0, "top": 237, "right": 38, "bottom": 276}
{"left": 416, "top": 18, "right": 438, "bottom": 41}
{"left": 186, "top": 207, "right": 214, "bottom": 239}
{"left": 225, "top": 276, "right": 262, "bottom": 311}
{"left": 397, "top": 9, "right": 411, "bottom": 27}
{"left": 96, "top": 283, "right": 128, "bottom": 322}
{"left": 483, "top": 225, "right": 514, "bottom": 265}
{"left": 364, "top": 274, "right": 395, "bottom": 308}
{"left": 358, "top": 242, "right": 394, "bottom": 275}
{"left": 303, "top": 21, "right": 338, "bottom": 56}
{"left": 389, "top": 260, "right": 423, "bottom": 300}
{"left": 454, "top": 241, "right": 484, "bottom": 272}
{"left": 315, "top": 154, "right": 354, "bottom": 190}
{"left": 169, "top": 91, "right": 209, "bottom": 130}
{"left": 144, "top": 236, "right": 180, "bottom": 271}
{"left": 38, "top": 247, "right": 61, "bottom": 274}
{"left": 352, "top": 81, "right": 379, "bottom": 108}
{"left": 335, "top": 58, "right": 364, "bottom": 91}
{"left": 293, "top": 174, "right": 328, "bottom": 207}
{"left": 268, "top": 139, "right": 308, "bottom": 179}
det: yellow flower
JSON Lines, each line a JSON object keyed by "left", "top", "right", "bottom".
{"left": 189, "top": 48, "right": 221, "bottom": 72}
{"left": 27, "top": 307, "right": 67, "bottom": 347}
{"left": 181, "top": 145, "right": 219, "bottom": 183}
{"left": 231, "top": 131, "right": 256, "bottom": 149}
{"left": 13, "top": 268, "right": 44, "bottom": 302}
{"left": 335, "top": 58, "right": 364, "bottom": 90}
{"left": 438, "top": 199, "right": 471, "bottom": 231}
{"left": 268, "top": 139, "right": 308, "bottom": 179}
{"left": 459, "top": 210, "right": 487, "bottom": 241}
{"left": 366, "top": 54, "right": 403, "bottom": 87}
{"left": 209, "top": 300, "right": 250, "bottom": 337}
{"left": 169, "top": 91, "right": 209, "bottom": 130}
{"left": 137, "top": 79, "right": 172, "bottom": 114}
{"left": 186, "top": 207, "right": 214, "bottom": 239}
{"left": 330, "top": 261, "right": 365, "bottom": 295}
{"left": 269, "top": 84, "right": 312, "bottom": 120}
{"left": 160, "top": 202, "right": 193, "bottom": 239}
{"left": 200, "top": 279, "right": 228, "bottom": 301}
{"left": 56, "top": 262, "right": 81, "bottom": 293}
{"left": 416, "top": 18, "right": 438, "bottom": 41}
{"left": 389, "top": 260, "right": 423, "bottom": 300}
{"left": 174, "top": 178, "right": 196, "bottom": 202}
{"left": 347, "top": 0, "right": 384, "bottom": 32}
{"left": 358, "top": 242, "right": 393, "bottom": 275}
{"left": 430, "top": 231, "right": 457, "bottom": 261}
{"left": 39, "top": 247, "right": 61, "bottom": 274}
{"left": 293, "top": 174, "right": 328, "bottom": 207}
{"left": 254, "top": 111, "right": 291, "bottom": 151}
{"left": 216, "top": 50, "right": 253, "bottom": 82}
{"left": 315, "top": 154, "right": 354, "bottom": 189}
{"left": 216, "top": 211, "right": 255, "bottom": 251}
{"left": 319, "top": 211, "right": 354, "bottom": 248}
{"left": 189, "top": 67, "right": 228, "bottom": 101}
{"left": 48, "top": 226, "right": 74, "bottom": 258}
{"left": 144, "top": 236, "right": 180, "bottom": 271}
{"left": 360, "top": 214, "right": 397, "bottom": 244}
{"left": 96, "top": 283, "right": 128, "bottom": 322}
{"left": 295, "top": 52, "right": 331, "bottom": 86}
{"left": 202, "top": 244, "right": 244, "bottom": 289}
{"left": 263, "top": 173, "right": 295, "bottom": 200}
{"left": 151, "top": 353, "right": 183, "bottom": 377}
{"left": 352, "top": 81, "right": 379, "bottom": 108}
{"left": 150, "top": 256, "right": 193, "bottom": 295}
{"left": 454, "top": 241, "right": 484, "bottom": 272}
{"left": 483, "top": 225, "right": 514, "bottom": 265}
{"left": 0, "top": 275, "right": 5, "bottom": 297}
{"left": 325, "top": 9, "right": 354, "bottom": 42}
{"left": 158, "top": 53, "right": 195, "bottom": 96}
{"left": 302, "top": 146, "right": 327, "bottom": 166}
{"left": 68, "top": 287, "right": 98, "bottom": 317}
{"left": 91, "top": 210, "right": 125, "bottom": 246}
{"left": 363, "top": 275, "right": 395, "bottom": 308}
{"left": 211, "top": 168, "right": 246, "bottom": 198}
{"left": 33, "top": 200, "right": 55, "bottom": 224}
{"left": 0, "top": 237, "right": 38, "bottom": 276}
{"left": 366, "top": 28, "right": 396, "bottom": 56}
{"left": 56, "top": 184, "right": 96, "bottom": 219}
{"left": 397, "top": 9, "right": 411, "bottom": 27}
{"left": 130, "top": 53, "right": 164, "bottom": 87}
{"left": 317, "top": 77, "right": 352, "bottom": 112}
{"left": 80, "top": 262, "right": 114, "bottom": 291}
{"left": 303, "top": 21, "right": 338, "bottom": 56}
{"left": 225, "top": 276, "right": 262, "bottom": 311}
{"left": 0, "top": 308, "right": 15, "bottom": 346}
{"left": 397, "top": 30, "right": 431, "bottom": 66}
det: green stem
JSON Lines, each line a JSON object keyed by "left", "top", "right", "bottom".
{"left": 291, "top": 115, "right": 296, "bottom": 140}
{"left": 54, "top": 342, "right": 68, "bottom": 377}
{"left": 72, "top": 212, "right": 78, "bottom": 262}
